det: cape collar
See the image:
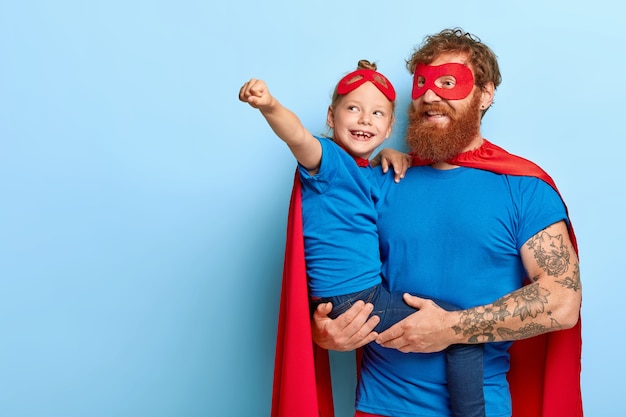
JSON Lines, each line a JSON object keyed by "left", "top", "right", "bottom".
{"left": 354, "top": 157, "right": 369, "bottom": 167}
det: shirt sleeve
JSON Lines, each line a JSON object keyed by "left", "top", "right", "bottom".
{"left": 515, "top": 176, "right": 568, "bottom": 251}
{"left": 298, "top": 137, "right": 338, "bottom": 194}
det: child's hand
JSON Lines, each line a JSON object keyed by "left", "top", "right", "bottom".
{"left": 239, "top": 78, "right": 273, "bottom": 109}
{"left": 371, "top": 148, "right": 411, "bottom": 183}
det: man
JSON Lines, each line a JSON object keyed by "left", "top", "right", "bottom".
{"left": 311, "top": 28, "right": 582, "bottom": 417}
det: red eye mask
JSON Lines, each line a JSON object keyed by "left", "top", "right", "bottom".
{"left": 337, "top": 69, "right": 396, "bottom": 101}
{"left": 411, "top": 63, "right": 474, "bottom": 100}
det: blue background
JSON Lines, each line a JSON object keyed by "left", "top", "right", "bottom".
{"left": 1, "top": 0, "right": 623, "bottom": 416}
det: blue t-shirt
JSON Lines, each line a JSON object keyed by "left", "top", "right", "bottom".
{"left": 298, "top": 137, "right": 382, "bottom": 297}
{"left": 355, "top": 165, "right": 568, "bottom": 417}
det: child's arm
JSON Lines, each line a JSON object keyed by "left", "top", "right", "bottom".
{"left": 371, "top": 148, "right": 412, "bottom": 183}
{"left": 239, "top": 79, "right": 321, "bottom": 172}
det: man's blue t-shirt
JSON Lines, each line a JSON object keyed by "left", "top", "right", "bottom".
{"left": 298, "top": 137, "right": 382, "bottom": 297}
{"left": 355, "top": 165, "right": 568, "bottom": 417}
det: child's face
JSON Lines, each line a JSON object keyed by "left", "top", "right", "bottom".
{"left": 327, "top": 82, "right": 394, "bottom": 160}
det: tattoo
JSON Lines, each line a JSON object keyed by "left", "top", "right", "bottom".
{"left": 557, "top": 263, "right": 581, "bottom": 292}
{"left": 497, "top": 322, "right": 550, "bottom": 340}
{"left": 511, "top": 283, "right": 550, "bottom": 321}
{"left": 497, "top": 318, "right": 563, "bottom": 340}
{"left": 526, "top": 230, "right": 570, "bottom": 277}
{"left": 453, "top": 302, "right": 510, "bottom": 343}
{"left": 451, "top": 230, "right": 578, "bottom": 344}
{"left": 452, "top": 283, "right": 552, "bottom": 343}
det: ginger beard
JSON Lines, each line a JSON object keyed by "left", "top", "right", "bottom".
{"left": 406, "top": 89, "right": 482, "bottom": 162}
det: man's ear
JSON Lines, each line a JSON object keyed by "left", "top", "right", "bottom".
{"left": 480, "top": 82, "right": 495, "bottom": 109}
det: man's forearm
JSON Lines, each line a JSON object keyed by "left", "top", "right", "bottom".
{"left": 452, "top": 265, "right": 581, "bottom": 344}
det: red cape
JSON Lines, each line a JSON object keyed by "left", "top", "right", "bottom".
{"left": 271, "top": 139, "right": 582, "bottom": 417}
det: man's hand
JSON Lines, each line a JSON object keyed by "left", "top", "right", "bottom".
{"left": 311, "top": 301, "right": 380, "bottom": 351}
{"left": 375, "top": 294, "right": 460, "bottom": 353}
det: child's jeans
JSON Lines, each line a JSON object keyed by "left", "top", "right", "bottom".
{"left": 311, "top": 283, "right": 486, "bottom": 417}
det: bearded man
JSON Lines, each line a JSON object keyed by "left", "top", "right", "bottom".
{"left": 311, "top": 28, "right": 583, "bottom": 417}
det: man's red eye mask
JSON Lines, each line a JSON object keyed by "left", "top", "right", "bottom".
{"left": 412, "top": 63, "right": 474, "bottom": 100}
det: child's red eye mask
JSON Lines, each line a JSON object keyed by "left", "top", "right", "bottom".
{"left": 337, "top": 69, "right": 396, "bottom": 101}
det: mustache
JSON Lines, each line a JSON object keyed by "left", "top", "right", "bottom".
{"left": 411, "top": 103, "right": 456, "bottom": 119}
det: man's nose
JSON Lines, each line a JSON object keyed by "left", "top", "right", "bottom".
{"left": 422, "top": 88, "right": 441, "bottom": 103}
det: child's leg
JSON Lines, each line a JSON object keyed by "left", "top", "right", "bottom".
{"left": 367, "top": 286, "right": 417, "bottom": 333}
{"left": 432, "top": 298, "right": 486, "bottom": 417}
{"left": 309, "top": 284, "right": 416, "bottom": 333}
{"left": 446, "top": 344, "right": 486, "bottom": 417}
{"left": 313, "top": 287, "right": 483, "bottom": 416}
{"left": 314, "top": 286, "right": 486, "bottom": 416}
{"left": 309, "top": 286, "right": 380, "bottom": 319}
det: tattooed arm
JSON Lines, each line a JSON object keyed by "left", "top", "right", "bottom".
{"left": 376, "top": 220, "right": 581, "bottom": 352}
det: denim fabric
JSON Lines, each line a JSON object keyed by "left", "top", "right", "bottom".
{"left": 447, "top": 343, "right": 485, "bottom": 417}
{"left": 311, "top": 283, "right": 485, "bottom": 417}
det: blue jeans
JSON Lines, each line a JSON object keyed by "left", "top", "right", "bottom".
{"left": 311, "top": 283, "right": 485, "bottom": 417}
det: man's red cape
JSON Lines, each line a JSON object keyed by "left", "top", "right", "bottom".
{"left": 270, "top": 139, "right": 582, "bottom": 417}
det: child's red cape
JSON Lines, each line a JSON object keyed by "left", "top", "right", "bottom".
{"left": 270, "top": 139, "right": 582, "bottom": 417}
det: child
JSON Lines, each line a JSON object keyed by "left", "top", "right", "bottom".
{"left": 239, "top": 60, "right": 485, "bottom": 417}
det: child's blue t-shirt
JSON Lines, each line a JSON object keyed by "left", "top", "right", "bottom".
{"left": 298, "top": 137, "right": 382, "bottom": 297}
{"left": 354, "top": 165, "right": 568, "bottom": 417}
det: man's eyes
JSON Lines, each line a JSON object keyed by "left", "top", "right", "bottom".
{"left": 438, "top": 76, "right": 457, "bottom": 89}
{"left": 417, "top": 76, "right": 457, "bottom": 89}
